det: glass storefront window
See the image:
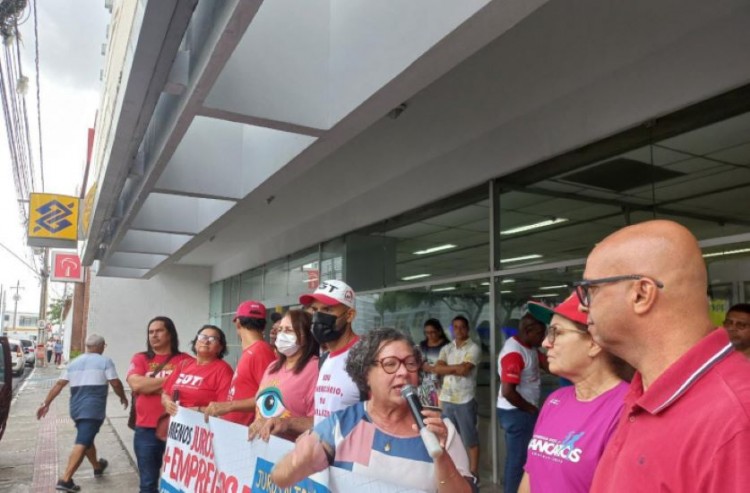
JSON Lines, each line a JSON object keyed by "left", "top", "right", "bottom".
{"left": 288, "top": 248, "right": 321, "bottom": 303}
{"left": 264, "top": 258, "right": 288, "bottom": 304}
{"left": 239, "top": 268, "right": 263, "bottom": 302}
{"left": 321, "top": 237, "right": 345, "bottom": 282}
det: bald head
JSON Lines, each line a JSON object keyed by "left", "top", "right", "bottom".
{"left": 583, "top": 220, "right": 712, "bottom": 379}
{"left": 589, "top": 220, "right": 707, "bottom": 300}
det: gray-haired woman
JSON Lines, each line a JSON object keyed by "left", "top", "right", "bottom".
{"left": 271, "top": 327, "right": 474, "bottom": 492}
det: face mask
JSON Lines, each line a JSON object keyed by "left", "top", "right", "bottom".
{"left": 275, "top": 332, "right": 300, "bottom": 357}
{"left": 311, "top": 310, "right": 348, "bottom": 344}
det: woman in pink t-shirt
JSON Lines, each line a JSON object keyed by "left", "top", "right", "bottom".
{"left": 248, "top": 309, "right": 320, "bottom": 442}
{"left": 520, "top": 294, "right": 633, "bottom": 493}
{"left": 162, "top": 325, "right": 234, "bottom": 414}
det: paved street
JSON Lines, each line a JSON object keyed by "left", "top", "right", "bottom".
{"left": 0, "top": 364, "right": 139, "bottom": 492}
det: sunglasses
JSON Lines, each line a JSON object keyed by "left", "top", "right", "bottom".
{"left": 196, "top": 334, "right": 220, "bottom": 344}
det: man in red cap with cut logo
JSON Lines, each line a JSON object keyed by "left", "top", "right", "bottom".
{"left": 203, "top": 300, "right": 276, "bottom": 425}
{"left": 250, "top": 280, "right": 362, "bottom": 439}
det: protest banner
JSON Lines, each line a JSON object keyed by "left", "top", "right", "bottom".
{"left": 160, "top": 407, "right": 427, "bottom": 493}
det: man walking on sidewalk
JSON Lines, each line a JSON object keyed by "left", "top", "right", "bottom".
{"left": 36, "top": 334, "right": 129, "bottom": 492}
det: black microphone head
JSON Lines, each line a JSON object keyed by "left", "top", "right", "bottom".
{"left": 401, "top": 384, "right": 416, "bottom": 398}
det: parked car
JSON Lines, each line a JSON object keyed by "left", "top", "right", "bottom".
{"left": 17, "top": 338, "right": 35, "bottom": 367}
{"left": 0, "top": 337, "right": 12, "bottom": 442}
{"left": 7, "top": 339, "right": 25, "bottom": 377}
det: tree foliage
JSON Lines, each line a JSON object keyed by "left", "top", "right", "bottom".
{"left": 47, "top": 296, "right": 71, "bottom": 325}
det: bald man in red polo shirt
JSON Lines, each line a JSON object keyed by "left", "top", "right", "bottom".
{"left": 577, "top": 220, "right": 750, "bottom": 492}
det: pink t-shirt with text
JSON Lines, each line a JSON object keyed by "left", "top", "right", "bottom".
{"left": 525, "top": 382, "right": 628, "bottom": 493}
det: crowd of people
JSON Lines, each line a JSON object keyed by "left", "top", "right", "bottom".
{"left": 39, "top": 220, "right": 750, "bottom": 492}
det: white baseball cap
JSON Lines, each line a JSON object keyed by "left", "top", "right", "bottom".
{"left": 299, "top": 280, "right": 356, "bottom": 308}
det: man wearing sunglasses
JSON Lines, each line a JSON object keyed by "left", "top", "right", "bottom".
{"left": 579, "top": 220, "right": 750, "bottom": 492}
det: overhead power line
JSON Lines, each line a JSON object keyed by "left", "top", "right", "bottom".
{"left": 32, "top": 0, "right": 41, "bottom": 191}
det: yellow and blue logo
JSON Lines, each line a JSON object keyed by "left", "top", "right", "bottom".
{"left": 28, "top": 193, "right": 79, "bottom": 247}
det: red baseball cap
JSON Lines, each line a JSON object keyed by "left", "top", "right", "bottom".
{"left": 234, "top": 300, "right": 267, "bottom": 321}
{"left": 527, "top": 292, "right": 587, "bottom": 326}
{"left": 299, "top": 280, "right": 355, "bottom": 308}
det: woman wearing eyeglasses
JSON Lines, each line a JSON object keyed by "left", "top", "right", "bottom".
{"left": 518, "top": 294, "right": 632, "bottom": 493}
{"left": 270, "top": 327, "right": 474, "bottom": 492}
{"left": 162, "top": 325, "right": 234, "bottom": 415}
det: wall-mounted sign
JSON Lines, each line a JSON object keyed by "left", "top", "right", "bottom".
{"left": 28, "top": 193, "right": 79, "bottom": 248}
{"left": 50, "top": 251, "right": 85, "bottom": 283}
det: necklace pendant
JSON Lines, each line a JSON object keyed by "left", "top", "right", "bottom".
{"left": 384, "top": 442, "right": 391, "bottom": 453}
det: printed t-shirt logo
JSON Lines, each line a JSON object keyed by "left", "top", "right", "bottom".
{"left": 528, "top": 430, "right": 585, "bottom": 463}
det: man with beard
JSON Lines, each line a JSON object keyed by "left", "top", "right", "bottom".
{"left": 251, "top": 280, "right": 361, "bottom": 439}
{"left": 579, "top": 220, "right": 750, "bottom": 492}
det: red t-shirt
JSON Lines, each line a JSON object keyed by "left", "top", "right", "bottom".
{"left": 162, "top": 358, "right": 234, "bottom": 409}
{"left": 591, "top": 329, "right": 750, "bottom": 492}
{"left": 127, "top": 352, "right": 194, "bottom": 428}
{"left": 223, "top": 340, "right": 277, "bottom": 425}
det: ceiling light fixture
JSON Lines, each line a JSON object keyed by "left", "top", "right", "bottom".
{"left": 401, "top": 273, "right": 431, "bottom": 281}
{"left": 500, "top": 290, "right": 512, "bottom": 294}
{"left": 413, "top": 244, "right": 457, "bottom": 255}
{"left": 531, "top": 293, "right": 560, "bottom": 298}
{"left": 502, "top": 279, "right": 515, "bottom": 284}
{"left": 432, "top": 286, "right": 457, "bottom": 292}
{"left": 702, "top": 248, "right": 750, "bottom": 258}
{"left": 500, "top": 218, "right": 568, "bottom": 235}
{"left": 500, "top": 254, "right": 543, "bottom": 264}
{"left": 539, "top": 284, "right": 568, "bottom": 290}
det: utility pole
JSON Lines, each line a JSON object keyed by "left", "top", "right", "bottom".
{"left": 38, "top": 248, "right": 49, "bottom": 342}
{"left": 10, "top": 280, "right": 23, "bottom": 335}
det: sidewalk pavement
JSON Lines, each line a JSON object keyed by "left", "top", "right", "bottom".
{"left": 0, "top": 363, "right": 140, "bottom": 492}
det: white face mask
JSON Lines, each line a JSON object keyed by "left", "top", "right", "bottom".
{"left": 275, "top": 331, "right": 300, "bottom": 356}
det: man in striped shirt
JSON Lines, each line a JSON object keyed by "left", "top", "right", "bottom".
{"left": 37, "top": 334, "right": 128, "bottom": 492}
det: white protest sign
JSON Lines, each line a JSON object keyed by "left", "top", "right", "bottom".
{"left": 159, "top": 407, "right": 428, "bottom": 493}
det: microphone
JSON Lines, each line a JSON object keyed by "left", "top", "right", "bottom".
{"left": 401, "top": 384, "right": 443, "bottom": 458}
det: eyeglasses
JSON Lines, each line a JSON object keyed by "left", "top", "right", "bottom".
{"left": 546, "top": 324, "right": 588, "bottom": 344}
{"left": 196, "top": 334, "right": 220, "bottom": 344}
{"left": 723, "top": 318, "right": 750, "bottom": 331}
{"left": 373, "top": 356, "right": 420, "bottom": 374}
{"left": 573, "top": 275, "right": 664, "bottom": 307}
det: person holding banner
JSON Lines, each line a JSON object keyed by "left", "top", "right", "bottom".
{"left": 271, "top": 327, "right": 474, "bottom": 493}
{"left": 162, "top": 325, "right": 234, "bottom": 415}
{"left": 127, "top": 316, "right": 193, "bottom": 493}
{"left": 248, "top": 309, "right": 320, "bottom": 442}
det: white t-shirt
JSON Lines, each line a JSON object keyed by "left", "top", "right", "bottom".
{"left": 496, "top": 336, "right": 542, "bottom": 410}
{"left": 314, "top": 336, "right": 361, "bottom": 426}
{"left": 437, "top": 339, "right": 481, "bottom": 404}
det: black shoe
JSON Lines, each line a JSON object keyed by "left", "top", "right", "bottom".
{"left": 56, "top": 479, "right": 81, "bottom": 492}
{"left": 94, "top": 458, "right": 108, "bottom": 477}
